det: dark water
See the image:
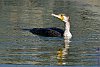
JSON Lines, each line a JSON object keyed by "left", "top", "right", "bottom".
{"left": 0, "top": 0, "right": 100, "bottom": 66}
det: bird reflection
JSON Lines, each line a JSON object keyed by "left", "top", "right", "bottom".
{"left": 57, "top": 39, "right": 70, "bottom": 65}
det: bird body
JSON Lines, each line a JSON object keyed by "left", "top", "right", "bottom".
{"left": 23, "top": 13, "right": 72, "bottom": 40}
{"left": 30, "top": 27, "right": 64, "bottom": 37}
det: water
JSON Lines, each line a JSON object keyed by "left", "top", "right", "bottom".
{"left": 0, "top": 0, "right": 100, "bottom": 66}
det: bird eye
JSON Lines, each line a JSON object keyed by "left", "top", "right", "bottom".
{"left": 60, "top": 14, "right": 64, "bottom": 21}
{"left": 61, "top": 14, "right": 63, "bottom": 16}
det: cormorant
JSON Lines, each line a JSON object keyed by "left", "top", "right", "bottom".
{"left": 22, "top": 14, "right": 72, "bottom": 39}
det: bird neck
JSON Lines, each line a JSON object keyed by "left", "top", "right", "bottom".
{"left": 64, "top": 21, "right": 72, "bottom": 40}
{"left": 64, "top": 21, "right": 70, "bottom": 32}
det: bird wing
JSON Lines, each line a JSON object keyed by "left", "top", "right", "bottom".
{"left": 30, "top": 28, "right": 62, "bottom": 37}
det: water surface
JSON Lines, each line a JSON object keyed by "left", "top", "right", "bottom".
{"left": 0, "top": 0, "right": 100, "bottom": 66}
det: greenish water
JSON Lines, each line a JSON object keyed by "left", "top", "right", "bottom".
{"left": 0, "top": 0, "right": 100, "bottom": 66}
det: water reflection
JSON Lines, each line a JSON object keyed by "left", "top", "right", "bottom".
{"left": 0, "top": 0, "right": 100, "bottom": 66}
{"left": 57, "top": 39, "right": 70, "bottom": 65}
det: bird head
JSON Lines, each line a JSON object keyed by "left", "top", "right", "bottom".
{"left": 51, "top": 13, "right": 69, "bottom": 22}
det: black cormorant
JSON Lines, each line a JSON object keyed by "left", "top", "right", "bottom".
{"left": 22, "top": 14, "right": 72, "bottom": 39}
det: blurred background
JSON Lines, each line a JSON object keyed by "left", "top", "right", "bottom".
{"left": 0, "top": 0, "right": 100, "bottom": 66}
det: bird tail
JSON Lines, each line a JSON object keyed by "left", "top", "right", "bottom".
{"left": 21, "top": 28, "right": 31, "bottom": 31}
